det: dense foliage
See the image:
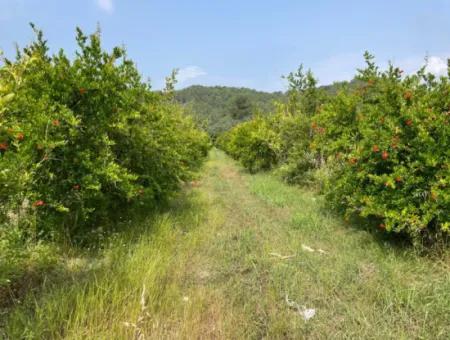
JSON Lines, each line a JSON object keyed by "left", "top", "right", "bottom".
{"left": 315, "top": 53, "right": 449, "bottom": 240}
{"left": 175, "top": 85, "right": 285, "bottom": 136}
{"left": 217, "top": 115, "right": 280, "bottom": 173}
{"left": 219, "top": 55, "right": 450, "bottom": 242}
{"left": 0, "top": 26, "right": 209, "bottom": 285}
{"left": 175, "top": 82, "right": 359, "bottom": 138}
{"left": 219, "top": 66, "right": 328, "bottom": 177}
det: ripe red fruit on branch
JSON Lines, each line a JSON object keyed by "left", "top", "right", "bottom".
{"left": 372, "top": 145, "right": 380, "bottom": 152}
{"left": 0, "top": 142, "right": 8, "bottom": 151}
{"left": 403, "top": 91, "right": 413, "bottom": 100}
{"left": 17, "top": 132, "right": 24, "bottom": 141}
{"left": 382, "top": 151, "right": 389, "bottom": 160}
{"left": 405, "top": 119, "right": 412, "bottom": 126}
{"left": 52, "top": 119, "right": 60, "bottom": 127}
{"left": 33, "top": 200, "right": 45, "bottom": 207}
{"left": 73, "top": 184, "right": 80, "bottom": 190}
{"left": 349, "top": 157, "right": 358, "bottom": 164}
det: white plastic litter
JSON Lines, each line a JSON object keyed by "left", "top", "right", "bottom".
{"left": 301, "top": 308, "right": 316, "bottom": 321}
{"left": 301, "top": 244, "right": 315, "bottom": 252}
{"left": 285, "top": 294, "right": 316, "bottom": 321}
{"left": 269, "top": 252, "right": 295, "bottom": 260}
{"left": 301, "top": 244, "right": 328, "bottom": 255}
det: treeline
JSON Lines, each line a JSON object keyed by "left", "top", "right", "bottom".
{"left": 218, "top": 55, "right": 449, "bottom": 243}
{"left": 175, "top": 85, "right": 285, "bottom": 136}
{"left": 0, "top": 26, "right": 210, "bottom": 288}
{"left": 175, "top": 82, "right": 362, "bottom": 138}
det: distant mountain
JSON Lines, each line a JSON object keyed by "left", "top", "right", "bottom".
{"left": 320, "top": 79, "right": 363, "bottom": 95}
{"left": 176, "top": 81, "right": 360, "bottom": 136}
{"left": 175, "top": 85, "right": 285, "bottom": 136}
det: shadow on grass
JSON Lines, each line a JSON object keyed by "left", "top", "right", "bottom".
{"left": 0, "top": 185, "right": 203, "bottom": 323}
{"left": 315, "top": 198, "right": 449, "bottom": 258}
{"left": 216, "top": 151, "right": 449, "bottom": 258}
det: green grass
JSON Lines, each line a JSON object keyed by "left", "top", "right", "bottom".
{"left": 3, "top": 149, "right": 450, "bottom": 339}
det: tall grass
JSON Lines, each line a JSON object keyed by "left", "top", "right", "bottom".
{"left": 4, "top": 189, "right": 212, "bottom": 338}
{"left": 3, "top": 149, "right": 450, "bottom": 339}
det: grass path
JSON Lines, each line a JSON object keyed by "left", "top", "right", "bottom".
{"left": 4, "top": 149, "right": 450, "bottom": 339}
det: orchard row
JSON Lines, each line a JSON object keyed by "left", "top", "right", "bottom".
{"left": 219, "top": 54, "right": 449, "bottom": 242}
{"left": 0, "top": 26, "right": 210, "bottom": 243}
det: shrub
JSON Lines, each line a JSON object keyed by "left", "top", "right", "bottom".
{"left": 219, "top": 115, "right": 280, "bottom": 173}
{"left": 0, "top": 25, "right": 210, "bottom": 241}
{"left": 314, "top": 53, "right": 449, "bottom": 240}
{"left": 0, "top": 25, "right": 210, "bottom": 295}
{"left": 219, "top": 54, "right": 449, "bottom": 242}
{"left": 220, "top": 66, "right": 326, "bottom": 181}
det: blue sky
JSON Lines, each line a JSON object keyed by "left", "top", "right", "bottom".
{"left": 1, "top": 0, "right": 450, "bottom": 91}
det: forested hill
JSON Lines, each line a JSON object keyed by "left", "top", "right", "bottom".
{"left": 175, "top": 81, "right": 360, "bottom": 136}
{"left": 175, "top": 85, "right": 285, "bottom": 136}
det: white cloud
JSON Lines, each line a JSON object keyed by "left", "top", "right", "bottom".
{"left": 425, "top": 56, "right": 447, "bottom": 75}
{"left": 391, "top": 55, "right": 448, "bottom": 76}
{"left": 176, "top": 66, "right": 207, "bottom": 84}
{"left": 311, "top": 53, "right": 450, "bottom": 85}
{"left": 96, "top": 0, "right": 113, "bottom": 13}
